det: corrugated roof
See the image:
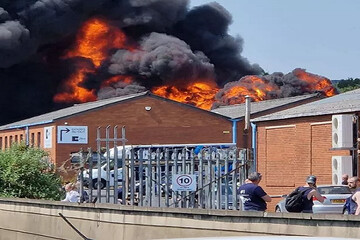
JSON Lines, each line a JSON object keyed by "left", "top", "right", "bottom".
{"left": 0, "top": 91, "right": 149, "bottom": 130}
{"left": 252, "top": 88, "right": 360, "bottom": 122}
{"left": 211, "top": 93, "right": 320, "bottom": 119}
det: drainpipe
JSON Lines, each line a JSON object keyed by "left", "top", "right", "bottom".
{"left": 251, "top": 122, "right": 257, "bottom": 172}
{"left": 25, "top": 126, "right": 30, "bottom": 146}
{"left": 231, "top": 120, "right": 240, "bottom": 144}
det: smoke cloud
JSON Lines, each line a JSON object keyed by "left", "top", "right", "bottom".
{"left": 0, "top": 0, "right": 263, "bottom": 125}
{"left": 2, "top": 1, "right": 335, "bottom": 126}
{"left": 214, "top": 68, "right": 337, "bottom": 107}
{"left": 108, "top": 32, "right": 215, "bottom": 85}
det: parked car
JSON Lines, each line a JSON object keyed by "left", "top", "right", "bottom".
{"left": 81, "top": 159, "right": 123, "bottom": 189}
{"left": 275, "top": 185, "right": 352, "bottom": 214}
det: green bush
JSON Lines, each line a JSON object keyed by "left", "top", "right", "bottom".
{"left": 0, "top": 143, "right": 63, "bottom": 200}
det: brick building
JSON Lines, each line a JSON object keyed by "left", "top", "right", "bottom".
{"left": 212, "top": 93, "right": 322, "bottom": 149}
{"left": 0, "top": 91, "right": 323, "bottom": 181}
{"left": 0, "top": 92, "right": 234, "bottom": 178}
{"left": 252, "top": 89, "right": 360, "bottom": 211}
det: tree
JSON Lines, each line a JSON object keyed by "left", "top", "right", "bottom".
{"left": 336, "top": 78, "right": 360, "bottom": 93}
{"left": 0, "top": 143, "right": 63, "bottom": 200}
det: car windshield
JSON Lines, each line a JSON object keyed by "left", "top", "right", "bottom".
{"left": 102, "top": 159, "right": 123, "bottom": 170}
{"left": 318, "top": 186, "right": 351, "bottom": 194}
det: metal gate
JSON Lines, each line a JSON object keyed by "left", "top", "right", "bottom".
{"left": 77, "top": 126, "right": 252, "bottom": 210}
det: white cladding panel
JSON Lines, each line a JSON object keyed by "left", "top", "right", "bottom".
{"left": 331, "top": 156, "right": 352, "bottom": 185}
{"left": 332, "top": 114, "right": 353, "bottom": 148}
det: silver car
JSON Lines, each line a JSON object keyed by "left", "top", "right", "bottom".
{"left": 275, "top": 185, "right": 351, "bottom": 214}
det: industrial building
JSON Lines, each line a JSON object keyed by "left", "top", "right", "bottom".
{"left": 0, "top": 91, "right": 323, "bottom": 180}
{"left": 252, "top": 88, "right": 360, "bottom": 211}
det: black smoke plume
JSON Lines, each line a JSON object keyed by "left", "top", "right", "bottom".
{"left": 0, "top": 0, "right": 262, "bottom": 125}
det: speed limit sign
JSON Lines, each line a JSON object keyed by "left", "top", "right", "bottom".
{"left": 172, "top": 174, "right": 197, "bottom": 191}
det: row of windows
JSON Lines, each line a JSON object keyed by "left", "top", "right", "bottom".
{"left": 0, "top": 132, "right": 41, "bottom": 150}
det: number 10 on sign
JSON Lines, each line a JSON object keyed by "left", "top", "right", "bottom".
{"left": 172, "top": 174, "right": 197, "bottom": 191}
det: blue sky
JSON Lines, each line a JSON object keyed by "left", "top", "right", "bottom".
{"left": 190, "top": 0, "right": 360, "bottom": 80}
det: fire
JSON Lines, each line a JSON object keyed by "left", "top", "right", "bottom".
{"left": 54, "top": 18, "right": 129, "bottom": 103}
{"left": 152, "top": 82, "right": 219, "bottom": 110}
{"left": 101, "top": 75, "right": 133, "bottom": 87}
{"left": 221, "top": 76, "right": 279, "bottom": 105}
{"left": 294, "top": 69, "right": 336, "bottom": 97}
{"left": 53, "top": 68, "right": 96, "bottom": 102}
{"left": 53, "top": 18, "right": 337, "bottom": 109}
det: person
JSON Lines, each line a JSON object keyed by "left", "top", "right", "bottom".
{"left": 298, "top": 175, "right": 324, "bottom": 213}
{"left": 61, "top": 182, "right": 80, "bottom": 202}
{"left": 342, "top": 174, "right": 349, "bottom": 185}
{"left": 345, "top": 177, "right": 360, "bottom": 215}
{"left": 347, "top": 176, "right": 359, "bottom": 193}
{"left": 238, "top": 172, "right": 271, "bottom": 211}
{"left": 352, "top": 183, "right": 360, "bottom": 215}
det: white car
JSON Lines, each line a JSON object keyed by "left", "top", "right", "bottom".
{"left": 81, "top": 159, "right": 123, "bottom": 189}
{"left": 275, "top": 185, "right": 352, "bottom": 214}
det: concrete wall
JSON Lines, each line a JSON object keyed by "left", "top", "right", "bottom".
{"left": 1, "top": 198, "right": 360, "bottom": 240}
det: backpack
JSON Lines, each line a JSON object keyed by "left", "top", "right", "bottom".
{"left": 285, "top": 187, "right": 309, "bottom": 212}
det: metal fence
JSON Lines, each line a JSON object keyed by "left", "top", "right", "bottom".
{"left": 77, "top": 126, "right": 252, "bottom": 210}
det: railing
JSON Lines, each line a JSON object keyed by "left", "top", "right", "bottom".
{"left": 76, "top": 126, "right": 253, "bottom": 210}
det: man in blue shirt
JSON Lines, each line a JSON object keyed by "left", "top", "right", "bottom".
{"left": 238, "top": 172, "right": 271, "bottom": 211}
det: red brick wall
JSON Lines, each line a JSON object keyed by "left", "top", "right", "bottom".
{"left": 256, "top": 115, "right": 351, "bottom": 212}
{"left": 51, "top": 95, "right": 232, "bottom": 178}
{"left": 235, "top": 95, "right": 322, "bottom": 149}
{"left": 0, "top": 96, "right": 233, "bottom": 180}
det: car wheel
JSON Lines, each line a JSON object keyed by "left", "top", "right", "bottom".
{"left": 275, "top": 206, "right": 282, "bottom": 212}
{"left": 92, "top": 179, "right": 106, "bottom": 189}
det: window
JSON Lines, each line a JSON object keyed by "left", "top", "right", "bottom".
{"left": 37, "top": 132, "right": 41, "bottom": 147}
{"left": 20, "top": 134, "right": 23, "bottom": 143}
{"left": 15, "top": 135, "right": 18, "bottom": 143}
{"left": 4, "top": 136, "right": 8, "bottom": 149}
{"left": 9, "top": 136, "right": 13, "bottom": 146}
{"left": 0, "top": 137, "right": 2, "bottom": 150}
{"left": 70, "top": 152, "right": 106, "bottom": 165}
{"left": 31, "top": 133, "right": 35, "bottom": 147}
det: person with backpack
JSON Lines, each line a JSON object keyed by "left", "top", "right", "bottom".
{"left": 285, "top": 175, "right": 324, "bottom": 213}
{"left": 238, "top": 172, "right": 271, "bottom": 211}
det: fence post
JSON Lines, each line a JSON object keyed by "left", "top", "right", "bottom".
{"left": 113, "top": 126, "right": 119, "bottom": 204}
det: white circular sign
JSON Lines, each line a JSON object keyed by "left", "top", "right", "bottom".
{"left": 176, "top": 174, "right": 193, "bottom": 187}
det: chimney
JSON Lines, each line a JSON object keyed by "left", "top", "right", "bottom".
{"left": 244, "top": 95, "right": 251, "bottom": 132}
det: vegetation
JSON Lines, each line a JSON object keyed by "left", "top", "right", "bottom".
{"left": 335, "top": 78, "right": 360, "bottom": 93}
{"left": 0, "top": 143, "right": 63, "bottom": 200}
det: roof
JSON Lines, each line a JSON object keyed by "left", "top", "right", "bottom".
{"left": 0, "top": 91, "right": 149, "bottom": 130}
{"left": 211, "top": 93, "right": 320, "bottom": 119}
{"left": 252, "top": 88, "right": 360, "bottom": 122}
{"left": 0, "top": 91, "right": 231, "bottom": 131}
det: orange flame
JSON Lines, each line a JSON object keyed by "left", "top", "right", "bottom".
{"left": 222, "top": 76, "right": 279, "bottom": 105}
{"left": 101, "top": 75, "right": 133, "bottom": 87}
{"left": 152, "top": 82, "right": 219, "bottom": 110}
{"left": 294, "top": 69, "right": 336, "bottom": 97}
{"left": 54, "top": 18, "right": 128, "bottom": 103}
{"left": 53, "top": 68, "right": 97, "bottom": 102}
